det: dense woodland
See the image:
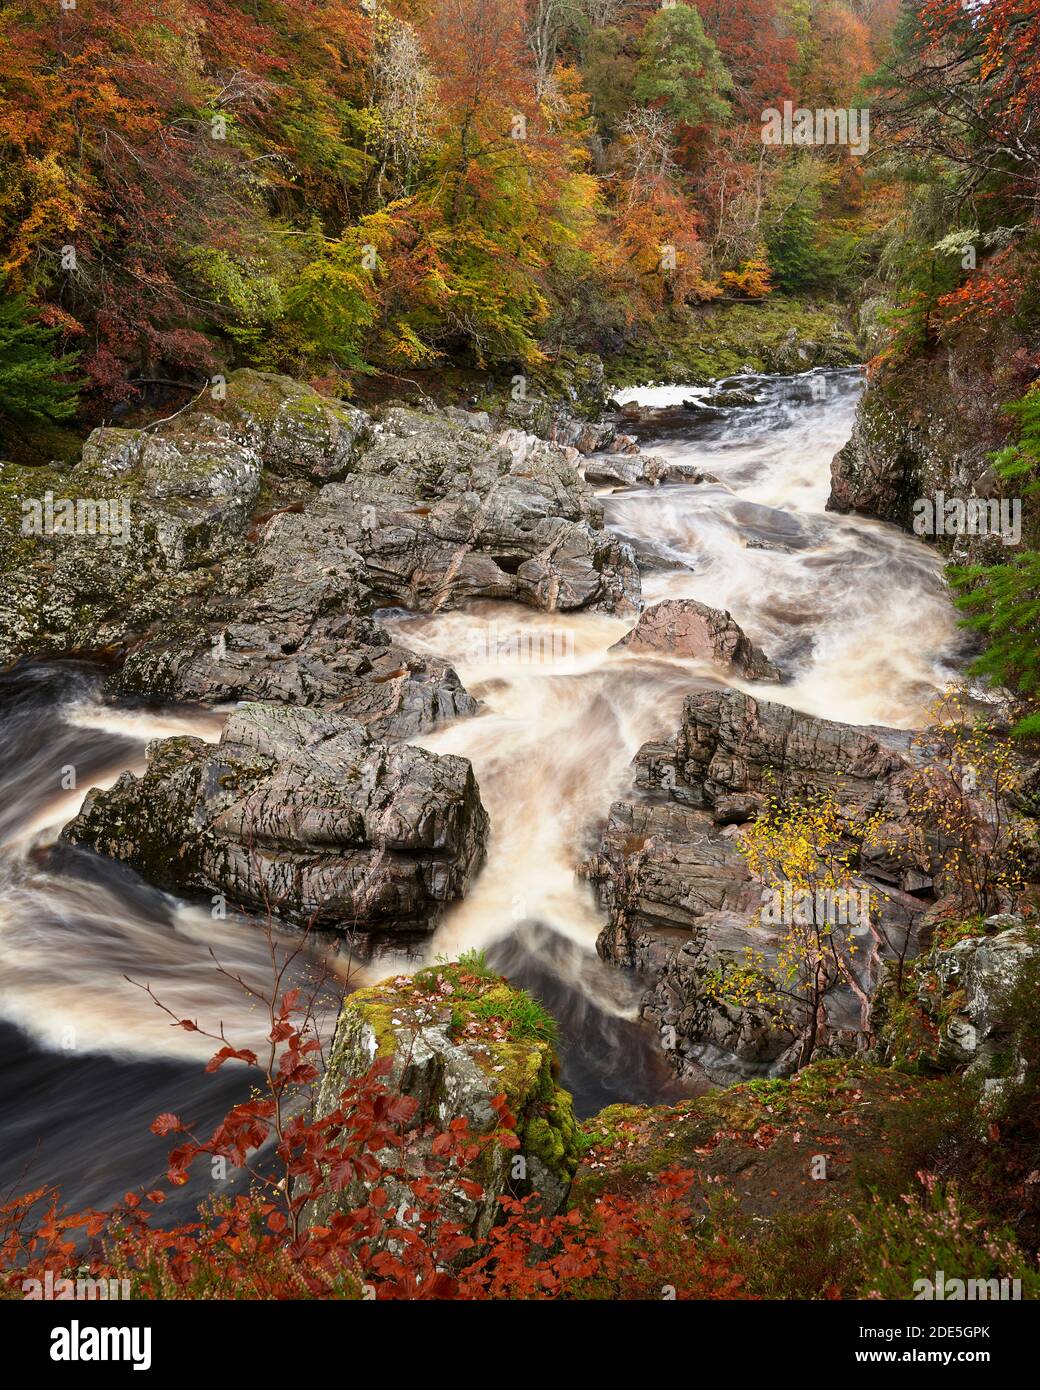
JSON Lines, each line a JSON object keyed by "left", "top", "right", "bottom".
{"left": 0, "top": 0, "right": 900, "bottom": 408}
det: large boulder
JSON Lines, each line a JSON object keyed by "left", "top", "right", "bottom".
{"left": 0, "top": 371, "right": 363, "bottom": 666}
{"left": 612, "top": 599, "right": 782, "bottom": 681}
{"left": 62, "top": 703, "right": 490, "bottom": 933}
{"left": 206, "top": 368, "right": 367, "bottom": 484}
{"left": 309, "top": 964, "right": 582, "bottom": 1239}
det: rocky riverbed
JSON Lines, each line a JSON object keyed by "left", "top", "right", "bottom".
{"left": 1, "top": 363, "right": 1035, "bottom": 1215}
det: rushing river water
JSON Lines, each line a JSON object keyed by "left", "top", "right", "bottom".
{"left": 0, "top": 368, "right": 966, "bottom": 1214}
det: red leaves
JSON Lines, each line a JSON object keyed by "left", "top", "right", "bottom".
{"left": 205, "top": 1045, "right": 259, "bottom": 1072}
{"left": 151, "top": 1112, "right": 184, "bottom": 1136}
{"left": 0, "top": 943, "right": 751, "bottom": 1303}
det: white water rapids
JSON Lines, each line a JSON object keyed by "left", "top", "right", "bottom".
{"left": 0, "top": 369, "right": 966, "bottom": 1210}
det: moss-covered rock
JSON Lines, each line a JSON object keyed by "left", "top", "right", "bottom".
{"left": 0, "top": 371, "right": 371, "bottom": 668}
{"left": 827, "top": 274, "right": 1040, "bottom": 560}
{"left": 0, "top": 450, "right": 234, "bottom": 665}
{"left": 206, "top": 369, "right": 366, "bottom": 484}
{"left": 602, "top": 297, "right": 861, "bottom": 389}
{"left": 875, "top": 913, "right": 1040, "bottom": 1089}
{"left": 311, "top": 963, "right": 581, "bottom": 1240}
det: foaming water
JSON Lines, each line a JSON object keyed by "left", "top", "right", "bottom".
{"left": 607, "top": 371, "right": 963, "bottom": 726}
{"left": 387, "top": 370, "right": 966, "bottom": 1108}
{"left": 0, "top": 665, "right": 351, "bottom": 1213}
{"left": 0, "top": 370, "right": 969, "bottom": 1203}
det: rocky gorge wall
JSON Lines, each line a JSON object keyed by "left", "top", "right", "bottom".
{"left": 827, "top": 303, "right": 1040, "bottom": 560}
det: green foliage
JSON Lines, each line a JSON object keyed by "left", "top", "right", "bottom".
{"left": 730, "top": 1203, "right": 859, "bottom": 1299}
{"left": 580, "top": 27, "right": 637, "bottom": 140}
{"left": 953, "top": 550, "right": 1040, "bottom": 711}
{"left": 634, "top": 6, "right": 732, "bottom": 128}
{"left": 765, "top": 199, "right": 821, "bottom": 294}
{"left": 282, "top": 232, "right": 380, "bottom": 374}
{"left": 606, "top": 295, "right": 859, "bottom": 387}
{"left": 0, "top": 275, "right": 79, "bottom": 433}
{"left": 951, "top": 387, "right": 1040, "bottom": 724}
{"left": 763, "top": 159, "right": 870, "bottom": 296}
{"left": 452, "top": 948, "right": 496, "bottom": 979}
{"left": 992, "top": 386, "right": 1040, "bottom": 486}
{"left": 466, "top": 988, "right": 559, "bottom": 1045}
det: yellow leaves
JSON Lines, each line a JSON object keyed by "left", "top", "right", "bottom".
{"left": 0, "top": 151, "right": 85, "bottom": 282}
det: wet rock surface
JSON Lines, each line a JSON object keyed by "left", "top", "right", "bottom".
{"left": 2, "top": 373, "right": 638, "bottom": 695}
{"left": 62, "top": 702, "right": 490, "bottom": 933}
{"left": 320, "top": 406, "right": 640, "bottom": 615}
{"left": 612, "top": 599, "right": 782, "bottom": 681}
{"left": 584, "top": 689, "right": 928, "bottom": 1084}
{"left": 108, "top": 507, "right": 475, "bottom": 738}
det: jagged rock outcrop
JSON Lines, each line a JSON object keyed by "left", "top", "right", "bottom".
{"left": 583, "top": 797, "right": 801, "bottom": 1082}
{"left": 877, "top": 914, "right": 1040, "bottom": 1091}
{"left": 639, "top": 687, "right": 912, "bottom": 827}
{"left": 115, "top": 612, "right": 475, "bottom": 741}
{"left": 311, "top": 405, "right": 640, "bottom": 615}
{"left": 109, "top": 507, "right": 475, "bottom": 737}
{"left": 582, "top": 794, "right": 856, "bottom": 1082}
{"left": 611, "top": 599, "right": 782, "bottom": 681}
{"left": 62, "top": 702, "right": 489, "bottom": 932}
{"left": 826, "top": 337, "right": 1033, "bottom": 561}
{"left": 3, "top": 372, "right": 636, "bottom": 737}
{"left": 583, "top": 453, "right": 719, "bottom": 488}
{"left": 309, "top": 966, "right": 581, "bottom": 1239}
{"left": 584, "top": 689, "right": 927, "bottom": 1083}
{"left": 828, "top": 385, "right": 930, "bottom": 528}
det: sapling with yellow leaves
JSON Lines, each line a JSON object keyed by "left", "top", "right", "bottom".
{"left": 904, "top": 688, "right": 1028, "bottom": 919}
{"left": 726, "top": 792, "right": 886, "bottom": 1069}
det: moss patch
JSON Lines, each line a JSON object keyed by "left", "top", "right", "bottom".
{"left": 602, "top": 296, "right": 861, "bottom": 388}
{"left": 328, "top": 964, "right": 582, "bottom": 1205}
{"left": 575, "top": 1058, "right": 922, "bottom": 1215}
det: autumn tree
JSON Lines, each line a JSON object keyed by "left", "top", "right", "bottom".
{"left": 0, "top": 0, "right": 372, "bottom": 399}
{"left": 691, "top": 0, "right": 798, "bottom": 116}
{"left": 735, "top": 792, "right": 886, "bottom": 1067}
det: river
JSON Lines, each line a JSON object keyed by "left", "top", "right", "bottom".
{"left": 0, "top": 368, "right": 965, "bottom": 1215}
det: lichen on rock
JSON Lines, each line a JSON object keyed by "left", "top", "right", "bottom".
{"left": 310, "top": 962, "right": 581, "bottom": 1239}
